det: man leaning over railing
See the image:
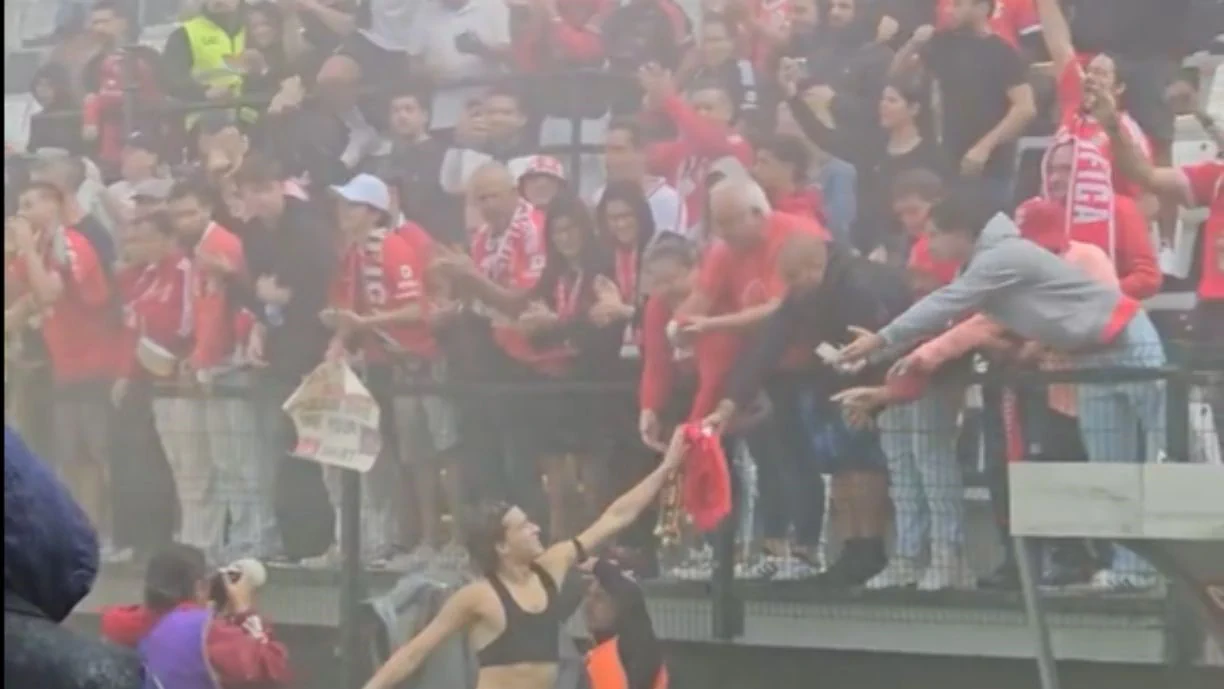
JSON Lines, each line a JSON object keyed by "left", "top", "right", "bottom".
{"left": 838, "top": 181, "right": 1167, "bottom": 592}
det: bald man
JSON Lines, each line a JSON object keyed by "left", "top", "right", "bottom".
{"left": 658, "top": 180, "right": 828, "bottom": 577}
{"left": 705, "top": 232, "right": 913, "bottom": 588}
{"left": 674, "top": 178, "right": 828, "bottom": 337}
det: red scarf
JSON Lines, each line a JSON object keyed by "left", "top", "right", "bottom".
{"left": 476, "top": 200, "right": 537, "bottom": 285}
{"left": 1042, "top": 109, "right": 1147, "bottom": 261}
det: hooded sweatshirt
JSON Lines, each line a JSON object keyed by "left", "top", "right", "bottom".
{"left": 877, "top": 213, "right": 1140, "bottom": 354}
{"left": 4, "top": 427, "right": 146, "bottom": 689}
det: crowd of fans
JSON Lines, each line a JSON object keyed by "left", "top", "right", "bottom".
{"left": 4, "top": 0, "right": 1223, "bottom": 602}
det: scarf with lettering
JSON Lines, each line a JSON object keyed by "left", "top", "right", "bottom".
{"left": 354, "top": 226, "right": 404, "bottom": 355}
{"left": 479, "top": 200, "right": 537, "bottom": 285}
{"left": 1041, "top": 110, "right": 1146, "bottom": 261}
{"left": 1042, "top": 121, "right": 1116, "bottom": 260}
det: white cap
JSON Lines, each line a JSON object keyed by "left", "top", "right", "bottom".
{"left": 329, "top": 173, "right": 391, "bottom": 214}
{"left": 224, "top": 558, "right": 268, "bottom": 589}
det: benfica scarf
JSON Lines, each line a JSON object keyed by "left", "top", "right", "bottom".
{"left": 1041, "top": 110, "right": 1147, "bottom": 261}
{"left": 478, "top": 200, "right": 537, "bottom": 285}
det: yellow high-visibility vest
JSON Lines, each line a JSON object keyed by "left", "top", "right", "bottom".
{"left": 181, "top": 15, "right": 255, "bottom": 128}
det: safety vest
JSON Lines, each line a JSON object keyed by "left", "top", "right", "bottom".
{"left": 586, "top": 638, "right": 668, "bottom": 689}
{"left": 181, "top": 15, "right": 256, "bottom": 128}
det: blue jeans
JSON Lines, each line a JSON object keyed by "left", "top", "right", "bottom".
{"left": 1072, "top": 311, "right": 1167, "bottom": 574}
{"left": 878, "top": 382, "right": 966, "bottom": 559}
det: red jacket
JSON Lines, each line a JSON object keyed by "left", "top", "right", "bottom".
{"left": 100, "top": 603, "right": 291, "bottom": 687}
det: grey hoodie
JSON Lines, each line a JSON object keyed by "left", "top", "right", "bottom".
{"left": 878, "top": 213, "right": 1136, "bottom": 353}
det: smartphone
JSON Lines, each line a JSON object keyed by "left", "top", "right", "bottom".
{"left": 815, "top": 342, "right": 840, "bottom": 365}
{"left": 792, "top": 57, "right": 810, "bottom": 80}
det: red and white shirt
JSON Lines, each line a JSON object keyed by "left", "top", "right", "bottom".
{"left": 116, "top": 253, "right": 193, "bottom": 379}
{"left": 1179, "top": 160, "right": 1224, "bottom": 300}
{"left": 329, "top": 227, "right": 438, "bottom": 361}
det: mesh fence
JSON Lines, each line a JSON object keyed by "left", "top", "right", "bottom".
{"left": 6, "top": 340, "right": 1222, "bottom": 624}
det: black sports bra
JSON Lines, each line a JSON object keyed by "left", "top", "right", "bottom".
{"left": 477, "top": 563, "right": 562, "bottom": 668}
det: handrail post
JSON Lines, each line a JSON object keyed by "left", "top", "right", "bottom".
{"left": 339, "top": 470, "right": 364, "bottom": 688}
{"left": 1164, "top": 356, "right": 1191, "bottom": 465}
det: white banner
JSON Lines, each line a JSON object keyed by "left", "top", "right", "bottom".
{"left": 282, "top": 360, "right": 381, "bottom": 473}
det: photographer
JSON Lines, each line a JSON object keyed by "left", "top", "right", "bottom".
{"left": 99, "top": 545, "right": 292, "bottom": 688}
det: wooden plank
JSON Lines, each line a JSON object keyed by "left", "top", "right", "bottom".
{"left": 1010, "top": 463, "right": 1224, "bottom": 540}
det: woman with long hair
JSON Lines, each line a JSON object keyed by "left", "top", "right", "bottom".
{"left": 780, "top": 62, "right": 946, "bottom": 261}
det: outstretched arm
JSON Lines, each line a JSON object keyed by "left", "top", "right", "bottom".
{"left": 1034, "top": 0, "right": 1076, "bottom": 72}
{"left": 537, "top": 429, "right": 689, "bottom": 581}
{"left": 361, "top": 586, "right": 481, "bottom": 689}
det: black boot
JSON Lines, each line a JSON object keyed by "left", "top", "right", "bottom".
{"left": 814, "top": 539, "right": 886, "bottom": 589}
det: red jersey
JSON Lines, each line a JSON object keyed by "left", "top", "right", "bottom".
{"left": 470, "top": 201, "right": 549, "bottom": 368}
{"left": 330, "top": 227, "right": 437, "bottom": 361}
{"left": 1049, "top": 60, "right": 1152, "bottom": 200}
{"left": 935, "top": 0, "right": 1037, "bottom": 49}
{"left": 695, "top": 212, "right": 825, "bottom": 311}
{"left": 694, "top": 212, "right": 824, "bottom": 371}
{"left": 190, "top": 223, "right": 253, "bottom": 371}
{"left": 116, "top": 253, "right": 193, "bottom": 379}
{"left": 1180, "top": 160, "right": 1224, "bottom": 300}
{"left": 12, "top": 228, "right": 121, "bottom": 383}
{"left": 648, "top": 95, "right": 754, "bottom": 239}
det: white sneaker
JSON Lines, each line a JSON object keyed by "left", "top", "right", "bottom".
{"left": 667, "top": 547, "right": 714, "bottom": 581}
{"left": 735, "top": 555, "right": 779, "bottom": 580}
{"left": 866, "top": 556, "right": 921, "bottom": 590}
{"left": 770, "top": 555, "right": 821, "bottom": 581}
{"left": 917, "top": 545, "right": 977, "bottom": 591}
{"left": 1089, "top": 569, "right": 1159, "bottom": 593}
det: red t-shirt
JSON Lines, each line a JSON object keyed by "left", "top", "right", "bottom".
{"left": 13, "top": 229, "right": 121, "bottom": 383}
{"left": 935, "top": 0, "right": 1037, "bottom": 49}
{"left": 695, "top": 212, "right": 824, "bottom": 370}
{"left": 1181, "top": 160, "right": 1224, "bottom": 300}
{"left": 696, "top": 212, "right": 825, "bottom": 311}
{"left": 330, "top": 230, "right": 438, "bottom": 361}
{"left": 116, "top": 253, "right": 193, "bottom": 378}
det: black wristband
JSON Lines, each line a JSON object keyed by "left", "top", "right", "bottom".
{"left": 571, "top": 538, "right": 588, "bottom": 562}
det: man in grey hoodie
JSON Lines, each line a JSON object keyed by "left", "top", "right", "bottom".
{"left": 839, "top": 183, "right": 1166, "bottom": 590}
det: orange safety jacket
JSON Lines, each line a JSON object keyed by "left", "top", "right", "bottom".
{"left": 586, "top": 637, "right": 668, "bottom": 689}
